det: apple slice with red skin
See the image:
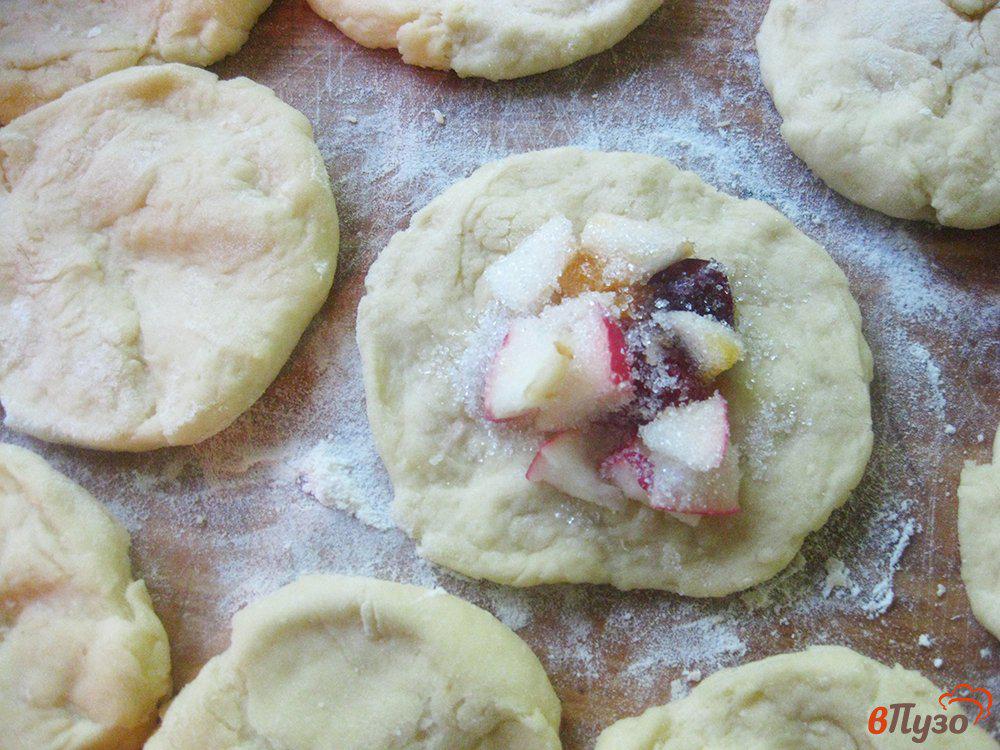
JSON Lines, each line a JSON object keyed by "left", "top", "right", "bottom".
{"left": 527, "top": 430, "right": 627, "bottom": 512}
{"left": 483, "top": 295, "right": 632, "bottom": 430}
{"left": 601, "top": 401, "right": 741, "bottom": 517}
{"left": 600, "top": 440, "right": 654, "bottom": 503}
{"left": 646, "top": 446, "right": 741, "bottom": 517}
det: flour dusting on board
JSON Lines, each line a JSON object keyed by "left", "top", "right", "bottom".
{"left": 293, "top": 438, "right": 393, "bottom": 531}
{"left": 3, "top": 0, "right": 996, "bottom": 745}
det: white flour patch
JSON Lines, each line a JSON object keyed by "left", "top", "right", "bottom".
{"left": 822, "top": 557, "right": 857, "bottom": 599}
{"left": 477, "top": 587, "right": 535, "bottom": 632}
{"left": 904, "top": 342, "right": 947, "bottom": 421}
{"left": 862, "top": 513, "right": 919, "bottom": 618}
{"left": 292, "top": 438, "right": 393, "bottom": 531}
{"left": 631, "top": 614, "right": 747, "bottom": 671}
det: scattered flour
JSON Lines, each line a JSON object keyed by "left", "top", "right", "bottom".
{"left": 293, "top": 439, "right": 393, "bottom": 531}
{"left": 821, "top": 557, "right": 858, "bottom": 598}
{"left": 617, "top": 613, "right": 747, "bottom": 680}
{"left": 862, "top": 516, "right": 918, "bottom": 618}
{"left": 904, "top": 342, "right": 947, "bottom": 421}
{"left": 669, "top": 678, "right": 690, "bottom": 700}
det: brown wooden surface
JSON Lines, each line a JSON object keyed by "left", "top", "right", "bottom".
{"left": 3, "top": 0, "right": 998, "bottom": 746}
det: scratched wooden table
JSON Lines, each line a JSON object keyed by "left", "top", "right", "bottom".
{"left": 3, "top": 0, "right": 998, "bottom": 745}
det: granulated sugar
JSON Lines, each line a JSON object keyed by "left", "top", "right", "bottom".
{"left": 2, "top": 0, "right": 996, "bottom": 745}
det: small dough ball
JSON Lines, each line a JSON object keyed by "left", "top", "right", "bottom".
{"left": 307, "top": 0, "right": 664, "bottom": 80}
{"left": 959, "top": 425, "right": 1000, "bottom": 640}
{"left": 757, "top": 0, "right": 1000, "bottom": 229}
{"left": 145, "top": 575, "right": 562, "bottom": 750}
{"left": 0, "top": 0, "right": 272, "bottom": 122}
{"left": 357, "top": 147, "right": 873, "bottom": 596}
{"left": 596, "top": 646, "right": 998, "bottom": 749}
{"left": 0, "top": 63, "right": 339, "bottom": 451}
{"left": 0, "top": 444, "right": 171, "bottom": 750}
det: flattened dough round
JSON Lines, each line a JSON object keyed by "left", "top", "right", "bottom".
{"left": 306, "top": 0, "right": 664, "bottom": 80}
{"left": 357, "top": 147, "right": 873, "bottom": 596}
{"left": 145, "top": 575, "right": 562, "bottom": 750}
{"left": 0, "top": 63, "right": 339, "bottom": 451}
{"left": 0, "top": 0, "right": 272, "bottom": 123}
{"left": 595, "top": 646, "right": 998, "bottom": 749}
{"left": 0, "top": 444, "right": 171, "bottom": 750}
{"left": 959, "top": 425, "right": 1000, "bottom": 640}
{"left": 757, "top": 0, "right": 1000, "bottom": 229}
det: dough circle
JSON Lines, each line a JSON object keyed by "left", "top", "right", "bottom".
{"left": 0, "top": 63, "right": 339, "bottom": 451}
{"left": 357, "top": 147, "right": 873, "bottom": 596}
{"left": 756, "top": 0, "right": 1000, "bottom": 229}
{"left": 306, "top": 0, "right": 664, "bottom": 80}
{"left": 959, "top": 425, "right": 1000, "bottom": 640}
{"left": 0, "top": 444, "right": 171, "bottom": 750}
{"left": 145, "top": 575, "right": 562, "bottom": 750}
{"left": 595, "top": 646, "right": 998, "bottom": 748}
{"left": 0, "top": 0, "right": 272, "bottom": 123}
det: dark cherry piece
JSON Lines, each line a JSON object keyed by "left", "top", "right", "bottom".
{"left": 642, "top": 258, "right": 735, "bottom": 327}
{"left": 621, "top": 341, "right": 712, "bottom": 425}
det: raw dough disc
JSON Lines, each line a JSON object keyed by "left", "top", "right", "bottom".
{"left": 357, "top": 147, "right": 874, "bottom": 596}
{"left": 756, "top": 0, "right": 1000, "bottom": 229}
{"left": 0, "top": 444, "right": 171, "bottom": 750}
{"left": 959, "top": 425, "right": 1000, "bottom": 640}
{"left": 0, "top": 0, "right": 272, "bottom": 123}
{"left": 306, "top": 0, "right": 664, "bottom": 80}
{"left": 0, "top": 63, "right": 339, "bottom": 451}
{"left": 595, "top": 646, "right": 998, "bottom": 748}
{"left": 145, "top": 575, "right": 562, "bottom": 750}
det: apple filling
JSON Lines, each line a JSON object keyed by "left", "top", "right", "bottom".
{"left": 478, "top": 215, "right": 745, "bottom": 522}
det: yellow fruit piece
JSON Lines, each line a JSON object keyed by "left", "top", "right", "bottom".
{"left": 660, "top": 310, "right": 744, "bottom": 380}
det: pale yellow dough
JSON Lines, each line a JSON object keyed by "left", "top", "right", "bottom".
{"left": 596, "top": 646, "right": 998, "bottom": 749}
{"left": 0, "top": 444, "right": 171, "bottom": 750}
{"left": 145, "top": 575, "right": 562, "bottom": 750}
{"left": 0, "top": 0, "right": 272, "bottom": 122}
{"left": 0, "top": 64, "right": 339, "bottom": 451}
{"left": 757, "top": 0, "right": 1000, "bottom": 229}
{"left": 959, "top": 425, "right": 1000, "bottom": 640}
{"left": 306, "top": 0, "right": 664, "bottom": 80}
{"left": 357, "top": 147, "right": 874, "bottom": 596}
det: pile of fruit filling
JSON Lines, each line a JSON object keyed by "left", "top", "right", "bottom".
{"left": 478, "top": 214, "right": 744, "bottom": 524}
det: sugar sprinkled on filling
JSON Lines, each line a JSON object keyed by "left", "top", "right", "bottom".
{"left": 467, "top": 215, "right": 748, "bottom": 521}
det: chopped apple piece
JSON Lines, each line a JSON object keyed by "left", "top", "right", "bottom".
{"left": 527, "top": 431, "right": 626, "bottom": 511}
{"left": 639, "top": 393, "right": 730, "bottom": 472}
{"left": 483, "top": 294, "right": 633, "bottom": 430}
{"left": 601, "top": 437, "right": 737, "bottom": 519}
{"left": 483, "top": 331, "right": 571, "bottom": 421}
{"left": 646, "top": 445, "right": 741, "bottom": 516}
{"left": 656, "top": 310, "right": 744, "bottom": 379}
{"left": 580, "top": 213, "right": 694, "bottom": 283}
{"left": 480, "top": 216, "right": 577, "bottom": 313}
{"left": 600, "top": 440, "right": 654, "bottom": 502}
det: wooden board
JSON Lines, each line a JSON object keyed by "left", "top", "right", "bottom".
{"left": 3, "top": 0, "right": 997, "bottom": 745}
